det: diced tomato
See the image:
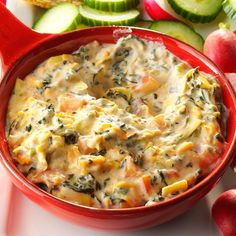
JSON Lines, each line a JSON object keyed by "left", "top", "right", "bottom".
{"left": 142, "top": 175, "right": 152, "bottom": 193}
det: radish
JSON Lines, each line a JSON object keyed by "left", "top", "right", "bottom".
{"left": 212, "top": 190, "right": 236, "bottom": 236}
{"left": 204, "top": 25, "right": 236, "bottom": 73}
{"left": 144, "top": 0, "right": 181, "bottom": 21}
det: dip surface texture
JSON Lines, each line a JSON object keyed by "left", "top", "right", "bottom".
{"left": 6, "top": 36, "right": 225, "bottom": 208}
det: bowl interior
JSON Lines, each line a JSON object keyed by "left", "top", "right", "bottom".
{"left": 0, "top": 26, "right": 235, "bottom": 211}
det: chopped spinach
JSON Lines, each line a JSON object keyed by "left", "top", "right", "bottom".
{"left": 46, "top": 104, "right": 55, "bottom": 112}
{"left": 37, "top": 77, "right": 51, "bottom": 94}
{"left": 154, "top": 93, "right": 158, "bottom": 99}
{"left": 151, "top": 175, "right": 157, "bottom": 186}
{"left": 125, "top": 133, "right": 138, "bottom": 148}
{"left": 63, "top": 131, "right": 78, "bottom": 144}
{"left": 115, "top": 48, "right": 130, "bottom": 58}
{"left": 25, "top": 124, "right": 32, "bottom": 132}
{"left": 42, "top": 77, "right": 51, "bottom": 86}
{"left": 91, "top": 149, "right": 107, "bottom": 156}
{"left": 159, "top": 170, "right": 168, "bottom": 186}
{"left": 63, "top": 174, "right": 95, "bottom": 194}
{"left": 96, "top": 181, "right": 102, "bottom": 190}
{"left": 112, "top": 61, "right": 127, "bottom": 85}
{"left": 158, "top": 195, "right": 165, "bottom": 201}
{"left": 117, "top": 187, "right": 129, "bottom": 195}
{"left": 38, "top": 117, "right": 46, "bottom": 124}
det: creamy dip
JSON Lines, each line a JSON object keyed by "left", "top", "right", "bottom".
{"left": 6, "top": 35, "right": 225, "bottom": 208}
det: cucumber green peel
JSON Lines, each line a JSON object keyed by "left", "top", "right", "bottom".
{"left": 33, "top": 3, "right": 81, "bottom": 33}
{"left": 79, "top": 5, "right": 140, "bottom": 26}
{"left": 223, "top": 0, "right": 236, "bottom": 21}
{"left": 149, "top": 20, "right": 204, "bottom": 51}
{"left": 84, "top": 0, "right": 139, "bottom": 12}
{"left": 167, "top": 0, "right": 222, "bottom": 23}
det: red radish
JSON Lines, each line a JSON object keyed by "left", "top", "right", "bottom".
{"left": 204, "top": 25, "right": 236, "bottom": 73}
{"left": 144, "top": 0, "right": 180, "bottom": 21}
{"left": 212, "top": 190, "right": 236, "bottom": 236}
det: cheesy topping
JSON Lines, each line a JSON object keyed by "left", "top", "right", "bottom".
{"left": 6, "top": 36, "right": 225, "bottom": 208}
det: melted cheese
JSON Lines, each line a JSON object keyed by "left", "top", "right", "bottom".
{"left": 6, "top": 36, "right": 225, "bottom": 208}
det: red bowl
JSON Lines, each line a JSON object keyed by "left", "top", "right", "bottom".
{"left": 0, "top": 3, "right": 236, "bottom": 231}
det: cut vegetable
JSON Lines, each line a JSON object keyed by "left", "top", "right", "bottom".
{"left": 83, "top": 0, "right": 139, "bottom": 12}
{"left": 167, "top": 0, "right": 222, "bottom": 23}
{"left": 149, "top": 20, "right": 204, "bottom": 51}
{"left": 212, "top": 190, "right": 236, "bottom": 236}
{"left": 76, "top": 23, "right": 89, "bottom": 29}
{"left": 204, "top": 27, "right": 236, "bottom": 73}
{"left": 144, "top": 0, "right": 179, "bottom": 21}
{"left": 134, "top": 20, "right": 152, "bottom": 28}
{"left": 33, "top": 3, "right": 81, "bottom": 33}
{"left": 162, "top": 180, "right": 188, "bottom": 197}
{"left": 223, "top": 0, "right": 236, "bottom": 21}
{"left": 79, "top": 5, "right": 139, "bottom": 26}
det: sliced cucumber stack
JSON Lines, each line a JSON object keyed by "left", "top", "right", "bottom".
{"left": 167, "top": 0, "right": 222, "bottom": 23}
{"left": 79, "top": 5, "right": 139, "bottom": 26}
{"left": 33, "top": 3, "right": 81, "bottom": 33}
{"left": 149, "top": 20, "right": 204, "bottom": 51}
{"left": 223, "top": 0, "right": 236, "bottom": 21}
{"left": 134, "top": 20, "right": 152, "bottom": 28}
{"left": 84, "top": 0, "right": 139, "bottom": 12}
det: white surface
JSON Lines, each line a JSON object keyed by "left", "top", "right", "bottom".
{"left": 6, "top": 0, "right": 34, "bottom": 27}
{"left": 2, "top": 1, "right": 236, "bottom": 236}
{"left": 0, "top": 164, "right": 12, "bottom": 236}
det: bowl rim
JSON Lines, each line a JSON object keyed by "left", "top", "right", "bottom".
{"left": 1, "top": 26, "right": 236, "bottom": 214}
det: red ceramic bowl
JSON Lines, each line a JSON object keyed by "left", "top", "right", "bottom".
{"left": 0, "top": 3, "right": 236, "bottom": 231}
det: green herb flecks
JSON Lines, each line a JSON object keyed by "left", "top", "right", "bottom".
{"left": 115, "top": 48, "right": 130, "bottom": 59}
{"left": 91, "top": 149, "right": 107, "bottom": 156}
{"left": 37, "top": 77, "right": 52, "bottom": 94}
{"left": 63, "top": 130, "right": 78, "bottom": 144}
{"left": 151, "top": 175, "right": 157, "bottom": 186}
{"left": 112, "top": 61, "right": 127, "bottom": 86}
{"left": 159, "top": 170, "right": 168, "bottom": 186}
{"left": 25, "top": 124, "right": 32, "bottom": 132}
{"left": 117, "top": 187, "right": 129, "bottom": 195}
{"left": 63, "top": 174, "right": 96, "bottom": 194}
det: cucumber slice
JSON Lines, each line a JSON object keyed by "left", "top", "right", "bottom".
{"left": 33, "top": 3, "right": 81, "bottom": 33}
{"left": 167, "top": 0, "right": 222, "bottom": 23}
{"left": 223, "top": 0, "right": 236, "bottom": 21}
{"left": 83, "top": 0, "right": 139, "bottom": 12}
{"left": 134, "top": 20, "right": 152, "bottom": 28}
{"left": 149, "top": 20, "right": 204, "bottom": 51}
{"left": 79, "top": 5, "right": 140, "bottom": 26}
{"left": 76, "top": 23, "right": 89, "bottom": 29}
